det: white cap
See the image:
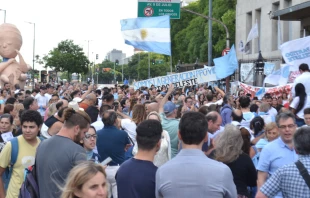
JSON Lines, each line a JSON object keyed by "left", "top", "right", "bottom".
{"left": 72, "top": 97, "right": 83, "bottom": 103}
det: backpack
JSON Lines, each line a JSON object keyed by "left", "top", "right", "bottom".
{"left": 19, "top": 137, "right": 43, "bottom": 198}
{"left": 3, "top": 137, "right": 19, "bottom": 190}
{"left": 251, "top": 146, "right": 260, "bottom": 168}
{"left": 18, "top": 163, "right": 40, "bottom": 198}
{"left": 2, "top": 136, "right": 42, "bottom": 198}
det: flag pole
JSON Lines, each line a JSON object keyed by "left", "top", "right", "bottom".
{"left": 170, "top": 56, "right": 172, "bottom": 73}
{"left": 148, "top": 52, "right": 150, "bottom": 79}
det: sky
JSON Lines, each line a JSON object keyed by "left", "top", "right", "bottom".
{"left": 1, "top": 0, "right": 138, "bottom": 70}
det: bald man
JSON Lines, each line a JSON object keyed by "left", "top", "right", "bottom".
{"left": 58, "top": 99, "right": 69, "bottom": 108}
{"left": 146, "top": 102, "right": 159, "bottom": 115}
{"left": 79, "top": 93, "right": 97, "bottom": 111}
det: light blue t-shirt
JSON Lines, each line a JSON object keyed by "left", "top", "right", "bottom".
{"left": 160, "top": 113, "right": 179, "bottom": 158}
{"left": 257, "top": 137, "right": 298, "bottom": 197}
{"left": 240, "top": 112, "right": 255, "bottom": 128}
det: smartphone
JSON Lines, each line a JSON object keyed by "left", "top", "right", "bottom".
{"left": 101, "top": 157, "right": 113, "bottom": 166}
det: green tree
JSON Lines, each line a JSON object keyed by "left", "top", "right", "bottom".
{"left": 43, "top": 40, "right": 90, "bottom": 81}
{"left": 171, "top": 0, "right": 237, "bottom": 65}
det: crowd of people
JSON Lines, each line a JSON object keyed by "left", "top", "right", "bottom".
{"left": 0, "top": 63, "right": 310, "bottom": 198}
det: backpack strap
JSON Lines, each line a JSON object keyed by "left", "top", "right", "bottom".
{"left": 10, "top": 137, "right": 19, "bottom": 167}
{"left": 295, "top": 160, "right": 310, "bottom": 189}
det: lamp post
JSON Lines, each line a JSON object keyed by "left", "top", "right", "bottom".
{"left": 0, "top": 9, "right": 6, "bottom": 23}
{"left": 85, "top": 40, "right": 92, "bottom": 82}
{"left": 255, "top": 51, "right": 265, "bottom": 87}
{"left": 26, "top": 21, "right": 35, "bottom": 90}
{"left": 181, "top": 6, "right": 231, "bottom": 92}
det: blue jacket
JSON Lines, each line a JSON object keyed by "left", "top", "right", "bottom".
{"left": 220, "top": 104, "right": 232, "bottom": 126}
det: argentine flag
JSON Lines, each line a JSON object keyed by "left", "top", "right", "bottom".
{"left": 120, "top": 15, "right": 171, "bottom": 56}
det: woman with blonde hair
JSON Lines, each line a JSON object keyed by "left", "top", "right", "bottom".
{"left": 61, "top": 161, "right": 108, "bottom": 198}
{"left": 212, "top": 124, "right": 257, "bottom": 198}
{"left": 255, "top": 122, "right": 279, "bottom": 151}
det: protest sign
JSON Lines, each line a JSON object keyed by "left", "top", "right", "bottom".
{"left": 280, "top": 36, "right": 310, "bottom": 71}
{"left": 133, "top": 66, "right": 218, "bottom": 89}
{"left": 239, "top": 82, "right": 292, "bottom": 98}
{"left": 240, "top": 63, "right": 254, "bottom": 82}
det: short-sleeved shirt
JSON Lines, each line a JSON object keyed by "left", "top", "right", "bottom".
{"left": 116, "top": 158, "right": 157, "bottom": 198}
{"left": 96, "top": 126, "right": 130, "bottom": 166}
{"left": 36, "top": 135, "right": 86, "bottom": 198}
{"left": 260, "top": 155, "right": 310, "bottom": 198}
{"left": 290, "top": 96, "right": 310, "bottom": 119}
{"left": 257, "top": 137, "right": 298, "bottom": 198}
{"left": 0, "top": 136, "right": 41, "bottom": 198}
{"left": 35, "top": 94, "right": 48, "bottom": 116}
{"left": 159, "top": 113, "right": 179, "bottom": 158}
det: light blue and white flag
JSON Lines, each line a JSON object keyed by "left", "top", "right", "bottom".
{"left": 255, "top": 87, "right": 265, "bottom": 99}
{"left": 264, "top": 64, "right": 290, "bottom": 86}
{"left": 263, "top": 62, "right": 275, "bottom": 75}
{"left": 213, "top": 45, "right": 238, "bottom": 79}
{"left": 120, "top": 15, "right": 171, "bottom": 56}
{"left": 279, "top": 36, "right": 310, "bottom": 71}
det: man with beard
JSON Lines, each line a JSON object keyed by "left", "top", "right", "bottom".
{"left": 36, "top": 108, "right": 91, "bottom": 198}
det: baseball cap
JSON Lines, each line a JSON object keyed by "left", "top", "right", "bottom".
{"left": 164, "top": 101, "right": 177, "bottom": 115}
{"left": 40, "top": 86, "right": 46, "bottom": 90}
{"left": 72, "top": 97, "right": 83, "bottom": 103}
{"left": 68, "top": 101, "right": 84, "bottom": 111}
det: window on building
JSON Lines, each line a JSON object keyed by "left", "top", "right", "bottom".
{"left": 254, "top": 9, "right": 261, "bottom": 53}
{"left": 246, "top": 11, "right": 253, "bottom": 54}
{"left": 283, "top": 0, "right": 293, "bottom": 42}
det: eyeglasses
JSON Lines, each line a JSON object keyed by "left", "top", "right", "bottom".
{"left": 84, "top": 134, "right": 97, "bottom": 139}
{"left": 279, "top": 124, "right": 296, "bottom": 129}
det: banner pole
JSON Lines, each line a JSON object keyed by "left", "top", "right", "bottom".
{"left": 148, "top": 52, "right": 150, "bottom": 79}
{"left": 170, "top": 56, "right": 172, "bottom": 73}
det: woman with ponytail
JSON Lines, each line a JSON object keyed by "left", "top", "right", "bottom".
{"left": 290, "top": 83, "right": 310, "bottom": 127}
{"left": 250, "top": 117, "right": 265, "bottom": 145}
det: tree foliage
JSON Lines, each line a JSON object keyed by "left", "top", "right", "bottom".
{"left": 171, "top": 0, "right": 236, "bottom": 65}
{"left": 95, "top": 53, "right": 171, "bottom": 84}
{"left": 43, "top": 40, "right": 90, "bottom": 80}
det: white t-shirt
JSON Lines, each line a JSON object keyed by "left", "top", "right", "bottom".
{"left": 267, "top": 107, "right": 278, "bottom": 118}
{"left": 35, "top": 94, "right": 48, "bottom": 116}
{"left": 45, "top": 93, "right": 52, "bottom": 101}
{"left": 121, "top": 119, "right": 137, "bottom": 145}
{"left": 204, "top": 99, "right": 223, "bottom": 107}
{"left": 290, "top": 96, "right": 310, "bottom": 119}
{"left": 292, "top": 72, "right": 310, "bottom": 97}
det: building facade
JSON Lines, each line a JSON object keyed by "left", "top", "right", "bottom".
{"left": 236, "top": 0, "right": 308, "bottom": 62}
{"left": 106, "top": 49, "right": 126, "bottom": 64}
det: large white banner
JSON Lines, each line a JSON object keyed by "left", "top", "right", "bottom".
{"left": 280, "top": 36, "right": 310, "bottom": 71}
{"left": 240, "top": 63, "right": 254, "bottom": 82}
{"left": 133, "top": 66, "right": 218, "bottom": 89}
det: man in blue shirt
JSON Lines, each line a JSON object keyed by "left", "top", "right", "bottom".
{"left": 257, "top": 112, "right": 298, "bottom": 198}
{"left": 220, "top": 94, "right": 233, "bottom": 126}
{"left": 96, "top": 110, "right": 131, "bottom": 198}
{"left": 116, "top": 120, "right": 162, "bottom": 198}
{"left": 156, "top": 112, "right": 236, "bottom": 198}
